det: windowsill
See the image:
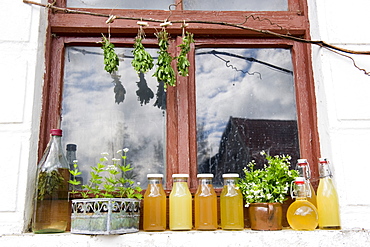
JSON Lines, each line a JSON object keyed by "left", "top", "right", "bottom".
{"left": 1, "top": 229, "right": 370, "bottom": 246}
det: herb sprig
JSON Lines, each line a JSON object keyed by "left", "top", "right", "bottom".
{"left": 101, "top": 34, "right": 119, "bottom": 74}
{"left": 176, "top": 32, "right": 194, "bottom": 76}
{"left": 131, "top": 37, "right": 154, "bottom": 74}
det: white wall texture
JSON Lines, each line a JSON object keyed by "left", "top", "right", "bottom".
{"left": 1, "top": 0, "right": 370, "bottom": 245}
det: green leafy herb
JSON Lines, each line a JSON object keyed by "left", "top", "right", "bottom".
{"left": 37, "top": 170, "right": 65, "bottom": 200}
{"left": 131, "top": 37, "right": 154, "bottom": 74}
{"left": 153, "top": 30, "right": 176, "bottom": 89}
{"left": 176, "top": 32, "right": 194, "bottom": 76}
{"left": 101, "top": 34, "right": 119, "bottom": 74}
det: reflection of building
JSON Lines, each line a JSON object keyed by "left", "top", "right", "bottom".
{"left": 198, "top": 117, "right": 300, "bottom": 186}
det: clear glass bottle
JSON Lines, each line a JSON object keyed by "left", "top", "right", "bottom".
{"left": 194, "top": 174, "right": 217, "bottom": 230}
{"left": 143, "top": 174, "right": 167, "bottom": 231}
{"left": 287, "top": 177, "right": 318, "bottom": 230}
{"left": 296, "top": 158, "right": 317, "bottom": 208}
{"left": 169, "top": 174, "right": 192, "bottom": 230}
{"left": 220, "top": 173, "right": 244, "bottom": 230}
{"left": 317, "top": 158, "right": 341, "bottom": 229}
{"left": 32, "top": 129, "right": 70, "bottom": 233}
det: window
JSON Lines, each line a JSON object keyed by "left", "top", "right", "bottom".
{"left": 39, "top": 0, "right": 320, "bottom": 191}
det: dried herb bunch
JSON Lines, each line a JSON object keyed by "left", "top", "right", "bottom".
{"left": 37, "top": 170, "right": 65, "bottom": 200}
{"left": 153, "top": 30, "right": 176, "bottom": 89}
{"left": 176, "top": 32, "right": 194, "bottom": 76}
{"left": 101, "top": 34, "right": 119, "bottom": 74}
{"left": 131, "top": 26, "right": 154, "bottom": 74}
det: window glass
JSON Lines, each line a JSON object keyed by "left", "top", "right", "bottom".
{"left": 195, "top": 48, "right": 299, "bottom": 186}
{"left": 183, "top": 0, "right": 288, "bottom": 11}
{"left": 61, "top": 46, "right": 166, "bottom": 188}
{"left": 67, "top": 0, "right": 175, "bottom": 10}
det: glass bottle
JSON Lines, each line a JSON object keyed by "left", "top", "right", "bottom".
{"left": 194, "top": 174, "right": 217, "bottom": 230}
{"left": 32, "top": 129, "right": 70, "bottom": 233}
{"left": 169, "top": 174, "right": 192, "bottom": 230}
{"left": 143, "top": 174, "right": 167, "bottom": 231}
{"left": 220, "top": 173, "right": 244, "bottom": 230}
{"left": 317, "top": 158, "right": 341, "bottom": 229}
{"left": 287, "top": 177, "right": 318, "bottom": 230}
{"left": 296, "top": 158, "right": 317, "bottom": 208}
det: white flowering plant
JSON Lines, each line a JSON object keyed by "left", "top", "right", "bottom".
{"left": 237, "top": 151, "right": 298, "bottom": 207}
{"left": 68, "top": 148, "right": 143, "bottom": 199}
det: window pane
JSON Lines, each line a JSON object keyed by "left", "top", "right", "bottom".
{"left": 195, "top": 48, "right": 299, "bottom": 186}
{"left": 61, "top": 46, "right": 166, "bottom": 188}
{"left": 183, "top": 0, "right": 288, "bottom": 11}
{"left": 67, "top": 0, "right": 175, "bottom": 10}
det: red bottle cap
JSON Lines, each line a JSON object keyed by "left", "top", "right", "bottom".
{"left": 50, "top": 129, "right": 62, "bottom": 136}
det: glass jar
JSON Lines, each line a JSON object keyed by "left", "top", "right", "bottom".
{"left": 169, "top": 174, "right": 192, "bottom": 230}
{"left": 194, "top": 174, "right": 217, "bottom": 230}
{"left": 296, "top": 158, "right": 317, "bottom": 208}
{"left": 220, "top": 173, "right": 244, "bottom": 230}
{"left": 32, "top": 129, "right": 70, "bottom": 233}
{"left": 143, "top": 174, "right": 166, "bottom": 231}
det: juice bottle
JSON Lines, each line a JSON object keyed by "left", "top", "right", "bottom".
{"left": 143, "top": 174, "right": 166, "bottom": 231}
{"left": 220, "top": 173, "right": 244, "bottom": 230}
{"left": 296, "top": 159, "right": 317, "bottom": 208}
{"left": 317, "top": 158, "right": 341, "bottom": 229}
{"left": 287, "top": 177, "right": 318, "bottom": 230}
{"left": 169, "top": 174, "right": 192, "bottom": 230}
{"left": 194, "top": 174, "right": 217, "bottom": 230}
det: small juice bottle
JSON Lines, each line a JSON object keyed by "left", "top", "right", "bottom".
{"left": 220, "top": 173, "right": 244, "bottom": 230}
{"left": 296, "top": 159, "right": 317, "bottom": 208}
{"left": 169, "top": 174, "right": 192, "bottom": 230}
{"left": 143, "top": 174, "right": 166, "bottom": 231}
{"left": 194, "top": 174, "right": 217, "bottom": 230}
{"left": 287, "top": 177, "right": 318, "bottom": 230}
{"left": 317, "top": 158, "right": 341, "bottom": 229}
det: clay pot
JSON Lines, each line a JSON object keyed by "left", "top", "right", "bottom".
{"left": 248, "top": 202, "right": 282, "bottom": 230}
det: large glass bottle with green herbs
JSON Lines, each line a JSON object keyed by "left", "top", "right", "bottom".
{"left": 32, "top": 129, "right": 70, "bottom": 233}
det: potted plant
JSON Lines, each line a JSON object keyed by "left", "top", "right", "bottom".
{"left": 237, "top": 151, "right": 298, "bottom": 230}
{"left": 68, "top": 148, "right": 143, "bottom": 235}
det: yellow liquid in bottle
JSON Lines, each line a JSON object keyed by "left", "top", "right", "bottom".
{"left": 307, "top": 182, "right": 317, "bottom": 208}
{"left": 317, "top": 177, "right": 341, "bottom": 229}
{"left": 143, "top": 182, "right": 166, "bottom": 231}
{"left": 287, "top": 199, "right": 318, "bottom": 230}
{"left": 169, "top": 181, "right": 192, "bottom": 230}
{"left": 220, "top": 184, "right": 244, "bottom": 230}
{"left": 194, "top": 183, "right": 217, "bottom": 230}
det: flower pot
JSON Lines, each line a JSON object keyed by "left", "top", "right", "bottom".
{"left": 248, "top": 202, "right": 282, "bottom": 231}
{"left": 71, "top": 198, "right": 141, "bottom": 235}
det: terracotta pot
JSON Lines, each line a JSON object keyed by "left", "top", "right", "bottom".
{"left": 248, "top": 202, "right": 282, "bottom": 231}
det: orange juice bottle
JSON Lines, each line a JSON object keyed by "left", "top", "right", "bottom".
{"left": 296, "top": 159, "right": 317, "bottom": 208}
{"left": 287, "top": 177, "right": 318, "bottom": 230}
{"left": 194, "top": 174, "right": 217, "bottom": 230}
{"left": 143, "top": 174, "right": 166, "bottom": 231}
{"left": 317, "top": 158, "right": 341, "bottom": 229}
{"left": 169, "top": 174, "right": 192, "bottom": 230}
{"left": 220, "top": 174, "right": 244, "bottom": 230}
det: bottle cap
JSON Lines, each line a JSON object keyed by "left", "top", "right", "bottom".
{"left": 66, "top": 144, "right": 77, "bottom": 151}
{"left": 50, "top": 129, "right": 62, "bottom": 136}
{"left": 297, "top": 159, "right": 308, "bottom": 165}
{"left": 147, "top": 174, "right": 164, "bottom": 178}
{"left": 197, "top": 173, "right": 214, "bottom": 178}
{"left": 172, "top": 174, "right": 189, "bottom": 178}
{"left": 222, "top": 173, "right": 239, "bottom": 178}
{"left": 319, "top": 158, "right": 329, "bottom": 163}
{"left": 295, "top": 177, "right": 305, "bottom": 184}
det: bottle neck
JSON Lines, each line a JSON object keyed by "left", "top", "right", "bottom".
{"left": 297, "top": 164, "right": 311, "bottom": 179}
{"left": 173, "top": 178, "right": 188, "bottom": 183}
{"left": 223, "top": 178, "right": 237, "bottom": 186}
{"left": 148, "top": 178, "right": 163, "bottom": 185}
{"left": 319, "top": 162, "right": 332, "bottom": 178}
{"left": 198, "top": 178, "right": 212, "bottom": 185}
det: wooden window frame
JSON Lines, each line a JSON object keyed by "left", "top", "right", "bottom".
{"left": 39, "top": 0, "right": 320, "bottom": 191}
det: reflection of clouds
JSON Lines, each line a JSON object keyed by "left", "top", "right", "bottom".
{"left": 196, "top": 48, "right": 296, "bottom": 156}
{"left": 61, "top": 47, "right": 165, "bottom": 187}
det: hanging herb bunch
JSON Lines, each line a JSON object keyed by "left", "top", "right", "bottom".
{"left": 153, "top": 28, "right": 176, "bottom": 90}
{"left": 101, "top": 34, "right": 119, "bottom": 74}
{"left": 176, "top": 31, "right": 194, "bottom": 76}
{"left": 131, "top": 22, "right": 154, "bottom": 74}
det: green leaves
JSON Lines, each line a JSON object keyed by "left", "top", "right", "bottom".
{"left": 101, "top": 35, "right": 119, "bottom": 74}
{"left": 131, "top": 37, "right": 154, "bottom": 74}
{"left": 237, "top": 152, "right": 299, "bottom": 206}
{"left": 153, "top": 30, "right": 176, "bottom": 89}
{"left": 176, "top": 32, "right": 194, "bottom": 76}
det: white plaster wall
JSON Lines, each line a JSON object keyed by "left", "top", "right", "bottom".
{"left": 308, "top": 0, "right": 370, "bottom": 229}
{"left": 0, "top": 0, "right": 46, "bottom": 234}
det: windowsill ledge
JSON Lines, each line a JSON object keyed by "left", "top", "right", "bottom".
{"left": 1, "top": 229, "right": 370, "bottom": 246}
